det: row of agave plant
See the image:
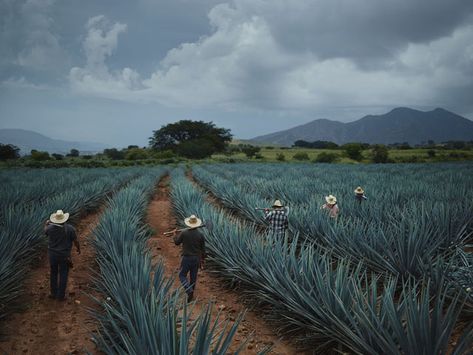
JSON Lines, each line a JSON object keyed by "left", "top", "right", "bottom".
{"left": 192, "top": 163, "right": 473, "bottom": 291}
{"left": 90, "top": 168, "right": 247, "bottom": 355}
{"left": 171, "top": 167, "right": 473, "bottom": 353}
{"left": 0, "top": 168, "right": 140, "bottom": 325}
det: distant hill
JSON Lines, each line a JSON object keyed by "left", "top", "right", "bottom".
{"left": 0, "top": 129, "right": 106, "bottom": 155}
{"left": 251, "top": 108, "right": 473, "bottom": 146}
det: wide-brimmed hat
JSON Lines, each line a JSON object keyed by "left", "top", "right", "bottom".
{"left": 325, "top": 195, "right": 337, "bottom": 205}
{"left": 50, "top": 210, "right": 69, "bottom": 224}
{"left": 354, "top": 186, "right": 364, "bottom": 194}
{"left": 272, "top": 200, "right": 283, "bottom": 208}
{"left": 184, "top": 214, "right": 202, "bottom": 228}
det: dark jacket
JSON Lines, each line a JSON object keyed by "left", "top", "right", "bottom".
{"left": 174, "top": 228, "right": 206, "bottom": 258}
{"left": 45, "top": 223, "right": 77, "bottom": 257}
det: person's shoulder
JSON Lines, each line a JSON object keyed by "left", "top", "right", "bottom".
{"left": 45, "top": 224, "right": 55, "bottom": 232}
{"left": 65, "top": 223, "right": 77, "bottom": 234}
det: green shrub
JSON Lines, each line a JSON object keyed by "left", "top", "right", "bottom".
{"left": 342, "top": 143, "right": 364, "bottom": 161}
{"left": 276, "top": 153, "right": 286, "bottom": 161}
{"left": 427, "top": 149, "right": 436, "bottom": 158}
{"left": 293, "top": 152, "right": 310, "bottom": 161}
{"left": 371, "top": 144, "right": 389, "bottom": 163}
{"left": 315, "top": 152, "right": 338, "bottom": 163}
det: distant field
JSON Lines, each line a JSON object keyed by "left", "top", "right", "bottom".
{"left": 212, "top": 147, "right": 473, "bottom": 163}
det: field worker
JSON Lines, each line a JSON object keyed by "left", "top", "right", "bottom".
{"left": 321, "top": 195, "right": 339, "bottom": 218}
{"left": 354, "top": 186, "right": 367, "bottom": 204}
{"left": 264, "top": 200, "right": 289, "bottom": 236}
{"left": 173, "top": 214, "right": 206, "bottom": 302}
{"left": 43, "top": 210, "right": 80, "bottom": 301}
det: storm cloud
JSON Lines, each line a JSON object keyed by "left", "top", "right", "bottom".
{"left": 1, "top": 0, "right": 473, "bottom": 145}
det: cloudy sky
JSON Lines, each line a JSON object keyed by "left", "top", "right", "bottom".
{"left": 1, "top": 0, "right": 473, "bottom": 147}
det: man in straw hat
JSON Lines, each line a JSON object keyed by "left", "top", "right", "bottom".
{"left": 354, "top": 186, "right": 367, "bottom": 204}
{"left": 321, "top": 195, "right": 339, "bottom": 218}
{"left": 173, "top": 214, "right": 206, "bottom": 302}
{"left": 43, "top": 210, "right": 80, "bottom": 300}
{"left": 263, "top": 200, "right": 289, "bottom": 236}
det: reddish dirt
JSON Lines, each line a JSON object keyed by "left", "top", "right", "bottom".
{"left": 147, "top": 175, "right": 300, "bottom": 354}
{"left": 0, "top": 213, "right": 103, "bottom": 355}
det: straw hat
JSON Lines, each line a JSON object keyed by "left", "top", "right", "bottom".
{"left": 354, "top": 186, "right": 364, "bottom": 194}
{"left": 272, "top": 200, "right": 283, "bottom": 208}
{"left": 50, "top": 210, "right": 69, "bottom": 224}
{"left": 325, "top": 195, "right": 337, "bottom": 205}
{"left": 184, "top": 214, "right": 202, "bottom": 228}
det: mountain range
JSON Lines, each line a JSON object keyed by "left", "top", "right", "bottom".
{"left": 251, "top": 107, "right": 473, "bottom": 146}
{"left": 0, "top": 129, "right": 106, "bottom": 155}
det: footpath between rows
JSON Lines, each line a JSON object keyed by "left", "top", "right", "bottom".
{"left": 146, "top": 174, "right": 299, "bottom": 354}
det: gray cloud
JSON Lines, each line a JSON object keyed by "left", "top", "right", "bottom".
{"left": 1, "top": 0, "right": 473, "bottom": 144}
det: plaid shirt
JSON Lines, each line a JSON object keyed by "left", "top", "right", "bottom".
{"left": 264, "top": 208, "right": 288, "bottom": 235}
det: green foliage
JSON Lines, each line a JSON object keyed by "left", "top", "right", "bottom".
{"left": 125, "top": 148, "right": 149, "bottom": 160}
{"left": 175, "top": 139, "right": 215, "bottom": 159}
{"left": 149, "top": 120, "right": 232, "bottom": 159}
{"left": 30, "top": 149, "right": 50, "bottom": 161}
{"left": 240, "top": 144, "right": 261, "bottom": 158}
{"left": 67, "top": 148, "right": 79, "bottom": 157}
{"left": 0, "top": 143, "right": 20, "bottom": 160}
{"left": 52, "top": 153, "right": 64, "bottom": 160}
{"left": 371, "top": 144, "right": 389, "bottom": 163}
{"left": 427, "top": 149, "right": 436, "bottom": 158}
{"left": 103, "top": 148, "right": 125, "bottom": 160}
{"left": 294, "top": 140, "right": 339, "bottom": 149}
{"left": 315, "top": 152, "right": 338, "bottom": 163}
{"left": 292, "top": 152, "right": 310, "bottom": 161}
{"left": 276, "top": 153, "right": 285, "bottom": 161}
{"left": 152, "top": 149, "right": 176, "bottom": 159}
{"left": 342, "top": 143, "right": 364, "bottom": 161}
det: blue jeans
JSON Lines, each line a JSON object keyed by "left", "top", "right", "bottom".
{"left": 179, "top": 255, "right": 200, "bottom": 295}
{"left": 49, "top": 254, "right": 70, "bottom": 299}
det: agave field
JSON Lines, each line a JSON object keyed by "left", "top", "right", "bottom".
{"left": 1, "top": 163, "right": 473, "bottom": 354}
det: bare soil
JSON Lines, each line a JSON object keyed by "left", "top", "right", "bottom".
{"left": 0, "top": 213, "right": 103, "bottom": 355}
{"left": 147, "top": 176, "right": 299, "bottom": 354}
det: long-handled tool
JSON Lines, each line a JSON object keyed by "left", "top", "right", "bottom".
{"left": 163, "top": 222, "right": 212, "bottom": 236}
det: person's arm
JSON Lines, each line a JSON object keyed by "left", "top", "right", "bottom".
{"left": 264, "top": 210, "right": 272, "bottom": 221}
{"left": 200, "top": 235, "right": 206, "bottom": 269}
{"left": 173, "top": 230, "right": 183, "bottom": 245}
{"left": 70, "top": 226, "right": 80, "bottom": 254}
{"left": 73, "top": 239, "right": 81, "bottom": 254}
{"left": 43, "top": 220, "right": 50, "bottom": 234}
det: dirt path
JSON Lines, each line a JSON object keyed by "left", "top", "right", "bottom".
{"left": 0, "top": 213, "right": 103, "bottom": 355}
{"left": 147, "top": 175, "right": 299, "bottom": 355}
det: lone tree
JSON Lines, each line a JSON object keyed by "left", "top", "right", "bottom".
{"left": 149, "top": 120, "right": 232, "bottom": 159}
{"left": 0, "top": 143, "right": 20, "bottom": 160}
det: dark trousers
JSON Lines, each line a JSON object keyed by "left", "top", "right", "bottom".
{"left": 179, "top": 255, "right": 199, "bottom": 295}
{"left": 49, "top": 254, "right": 70, "bottom": 299}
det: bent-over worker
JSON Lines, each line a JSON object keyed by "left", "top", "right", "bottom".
{"left": 44, "top": 210, "right": 80, "bottom": 301}
{"left": 354, "top": 186, "right": 367, "bottom": 204}
{"left": 173, "top": 214, "right": 206, "bottom": 302}
{"left": 321, "top": 195, "right": 339, "bottom": 218}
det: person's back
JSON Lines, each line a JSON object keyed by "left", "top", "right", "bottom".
{"left": 46, "top": 223, "right": 76, "bottom": 257}
{"left": 173, "top": 215, "right": 206, "bottom": 302}
{"left": 174, "top": 228, "right": 206, "bottom": 257}
{"left": 265, "top": 208, "right": 288, "bottom": 235}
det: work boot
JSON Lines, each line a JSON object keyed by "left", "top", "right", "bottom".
{"left": 187, "top": 292, "right": 194, "bottom": 303}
